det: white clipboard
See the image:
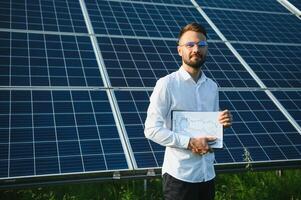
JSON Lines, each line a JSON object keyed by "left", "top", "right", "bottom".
{"left": 172, "top": 111, "right": 223, "bottom": 148}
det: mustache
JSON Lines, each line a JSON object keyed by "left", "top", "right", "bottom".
{"left": 190, "top": 53, "right": 203, "bottom": 58}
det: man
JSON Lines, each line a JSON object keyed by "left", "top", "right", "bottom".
{"left": 144, "top": 22, "right": 232, "bottom": 200}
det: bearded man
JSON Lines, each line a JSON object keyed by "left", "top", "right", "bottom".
{"left": 144, "top": 22, "right": 232, "bottom": 200}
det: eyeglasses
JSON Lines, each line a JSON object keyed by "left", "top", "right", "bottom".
{"left": 178, "top": 41, "right": 208, "bottom": 49}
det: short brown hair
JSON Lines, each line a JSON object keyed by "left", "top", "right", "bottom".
{"left": 178, "top": 22, "right": 207, "bottom": 43}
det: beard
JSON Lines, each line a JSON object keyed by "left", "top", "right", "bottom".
{"left": 183, "top": 53, "right": 207, "bottom": 69}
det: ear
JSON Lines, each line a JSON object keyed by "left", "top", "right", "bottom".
{"left": 177, "top": 46, "right": 182, "bottom": 57}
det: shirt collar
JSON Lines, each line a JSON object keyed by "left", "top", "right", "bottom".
{"left": 179, "top": 66, "right": 207, "bottom": 85}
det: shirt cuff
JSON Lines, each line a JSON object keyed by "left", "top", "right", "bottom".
{"left": 179, "top": 135, "right": 191, "bottom": 149}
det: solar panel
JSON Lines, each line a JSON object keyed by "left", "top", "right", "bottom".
{"left": 114, "top": 90, "right": 301, "bottom": 169}
{"left": 203, "top": 8, "right": 301, "bottom": 43}
{"left": 114, "top": 90, "right": 163, "bottom": 168}
{"left": 272, "top": 91, "right": 301, "bottom": 127}
{"left": 0, "top": 89, "right": 129, "bottom": 180}
{"left": 232, "top": 43, "right": 301, "bottom": 88}
{"left": 218, "top": 90, "right": 301, "bottom": 164}
{"left": 1, "top": 0, "right": 301, "bottom": 187}
{"left": 0, "top": 31, "right": 102, "bottom": 87}
{"left": 122, "top": 0, "right": 190, "bottom": 5}
{"left": 288, "top": 0, "right": 301, "bottom": 10}
{"left": 85, "top": 0, "right": 219, "bottom": 39}
{"left": 197, "top": 0, "right": 288, "bottom": 13}
{"left": 0, "top": 0, "right": 87, "bottom": 33}
{"left": 98, "top": 36, "right": 259, "bottom": 87}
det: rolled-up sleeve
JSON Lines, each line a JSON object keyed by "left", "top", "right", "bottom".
{"left": 144, "top": 78, "right": 190, "bottom": 149}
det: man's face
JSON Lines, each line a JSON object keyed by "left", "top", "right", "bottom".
{"left": 177, "top": 31, "right": 208, "bottom": 69}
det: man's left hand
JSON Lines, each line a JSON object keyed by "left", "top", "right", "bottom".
{"left": 218, "top": 109, "right": 232, "bottom": 128}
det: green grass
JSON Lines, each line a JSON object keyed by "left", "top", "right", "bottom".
{"left": 215, "top": 169, "right": 301, "bottom": 200}
{"left": 1, "top": 169, "right": 301, "bottom": 200}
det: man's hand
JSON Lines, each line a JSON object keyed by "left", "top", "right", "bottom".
{"left": 218, "top": 109, "right": 232, "bottom": 128}
{"left": 188, "top": 136, "right": 216, "bottom": 155}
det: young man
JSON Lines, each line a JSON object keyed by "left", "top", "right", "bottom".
{"left": 144, "top": 22, "right": 232, "bottom": 200}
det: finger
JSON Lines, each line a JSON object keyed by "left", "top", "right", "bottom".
{"left": 202, "top": 143, "right": 209, "bottom": 151}
{"left": 200, "top": 149, "right": 208, "bottom": 155}
{"left": 192, "top": 147, "right": 202, "bottom": 153}
{"left": 218, "top": 115, "right": 232, "bottom": 122}
{"left": 220, "top": 118, "right": 232, "bottom": 124}
{"left": 191, "top": 146, "right": 203, "bottom": 153}
{"left": 193, "top": 145, "right": 208, "bottom": 153}
{"left": 206, "top": 136, "right": 217, "bottom": 141}
{"left": 219, "top": 112, "right": 232, "bottom": 119}
{"left": 220, "top": 117, "right": 232, "bottom": 122}
{"left": 195, "top": 148, "right": 204, "bottom": 154}
{"left": 220, "top": 109, "right": 229, "bottom": 117}
{"left": 219, "top": 118, "right": 231, "bottom": 124}
{"left": 196, "top": 149, "right": 203, "bottom": 154}
{"left": 223, "top": 122, "right": 232, "bottom": 128}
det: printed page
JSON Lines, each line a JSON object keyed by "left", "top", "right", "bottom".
{"left": 172, "top": 111, "right": 223, "bottom": 148}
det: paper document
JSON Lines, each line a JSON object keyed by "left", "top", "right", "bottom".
{"left": 172, "top": 111, "right": 223, "bottom": 148}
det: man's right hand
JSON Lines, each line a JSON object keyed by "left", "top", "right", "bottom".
{"left": 188, "top": 136, "right": 216, "bottom": 155}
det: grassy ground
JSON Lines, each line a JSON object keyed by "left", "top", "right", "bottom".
{"left": 1, "top": 169, "right": 301, "bottom": 200}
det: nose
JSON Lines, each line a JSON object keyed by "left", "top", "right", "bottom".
{"left": 192, "top": 44, "right": 200, "bottom": 52}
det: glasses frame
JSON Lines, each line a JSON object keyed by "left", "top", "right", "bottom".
{"left": 178, "top": 41, "right": 208, "bottom": 49}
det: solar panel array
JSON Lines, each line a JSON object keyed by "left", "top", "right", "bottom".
{"left": 0, "top": 0, "right": 300, "bottom": 187}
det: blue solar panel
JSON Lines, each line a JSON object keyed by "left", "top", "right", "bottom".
{"left": 98, "top": 37, "right": 259, "bottom": 88}
{"left": 0, "top": 31, "right": 103, "bottom": 87}
{"left": 115, "top": 90, "right": 163, "bottom": 168}
{"left": 0, "top": 90, "right": 128, "bottom": 180}
{"left": 232, "top": 43, "right": 301, "bottom": 88}
{"left": 288, "top": 0, "right": 301, "bottom": 10}
{"left": 273, "top": 91, "right": 301, "bottom": 127}
{"left": 115, "top": 90, "right": 301, "bottom": 168}
{"left": 218, "top": 91, "right": 301, "bottom": 163}
{"left": 123, "top": 0, "right": 190, "bottom": 5}
{"left": 85, "top": 0, "right": 219, "bottom": 40}
{"left": 2, "top": 0, "right": 301, "bottom": 186}
{"left": 0, "top": 0, "right": 87, "bottom": 33}
{"left": 197, "top": 0, "right": 288, "bottom": 13}
{"left": 203, "top": 8, "right": 301, "bottom": 43}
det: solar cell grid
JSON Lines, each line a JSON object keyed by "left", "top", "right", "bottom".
{"left": 115, "top": 90, "right": 301, "bottom": 169}
{"left": 98, "top": 37, "right": 259, "bottom": 88}
{"left": 0, "top": 90, "right": 129, "bottom": 179}
{"left": 203, "top": 8, "right": 301, "bottom": 43}
{"left": 85, "top": 0, "right": 219, "bottom": 39}
{"left": 0, "top": 31, "right": 103, "bottom": 87}
{"left": 0, "top": 0, "right": 87, "bottom": 33}
{"left": 115, "top": 90, "right": 164, "bottom": 168}
{"left": 219, "top": 91, "right": 301, "bottom": 163}
{"left": 2, "top": 0, "right": 301, "bottom": 185}
{"left": 125, "top": 0, "right": 191, "bottom": 5}
{"left": 197, "top": 0, "right": 288, "bottom": 13}
{"left": 273, "top": 91, "right": 301, "bottom": 127}
{"left": 233, "top": 43, "right": 301, "bottom": 88}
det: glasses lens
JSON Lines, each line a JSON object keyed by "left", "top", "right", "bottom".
{"left": 198, "top": 41, "right": 207, "bottom": 47}
{"left": 185, "top": 42, "right": 195, "bottom": 48}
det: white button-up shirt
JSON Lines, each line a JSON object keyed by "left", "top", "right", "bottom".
{"left": 144, "top": 66, "right": 219, "bottom": 183}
